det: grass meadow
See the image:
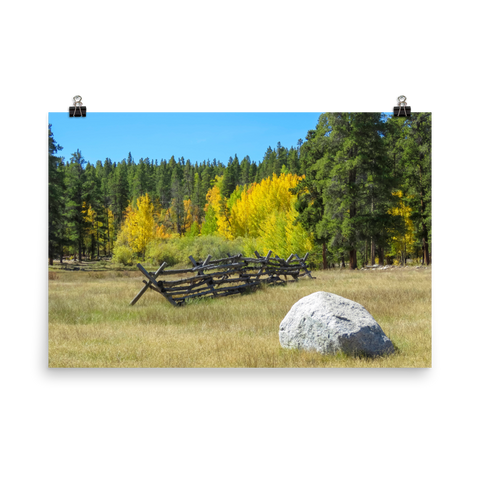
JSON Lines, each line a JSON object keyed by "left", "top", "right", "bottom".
{"left": 48, "top": 266, "right": 431, "bottom": 368}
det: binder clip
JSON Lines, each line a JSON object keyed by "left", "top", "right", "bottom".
{"left": 393, "top": 95, "right": 411, "bottom": 117}
{"left": 69, "top": 95, "right": 86, "bottom": 117}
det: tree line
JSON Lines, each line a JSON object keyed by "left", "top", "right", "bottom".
{"left": 294, "top": 113, "right": 431, "bottom": 268}
{"left": 48, "top": 112, "right": 431, "bottom": 268}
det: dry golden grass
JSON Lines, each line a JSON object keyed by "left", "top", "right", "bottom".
{"left": 48, "top": 267, "right": 431, "bottom": 368}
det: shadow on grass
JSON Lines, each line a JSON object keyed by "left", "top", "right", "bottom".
{"left": 184, "top": 296, "right": 216, "bottom": 307}
{"left": 279, "top": 342, "right": 400, "bottom": 363}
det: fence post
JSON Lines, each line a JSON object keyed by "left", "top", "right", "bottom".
{"left": 136, "top": 263, "right": 178, "bottom": 307}
{"left": 130, "top": 252, "right": 313, "bottom": 306}
{"left": 130, "top": 262, "right": 167, "bottom": 306}
{"left": 201, "top": 254, "right": 217, "bottom": 297}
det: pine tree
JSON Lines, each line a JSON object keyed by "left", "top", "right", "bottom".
{"left": 170, "top": 163, "right": 185, "bottom": 234}
{"left": 275, "top": 142, "right": 287, "bottom": 175}
{"left": 126, "top": 152, "right": 135, "bottom": 197}
{"left": 232, "top": 154, "right": 240, "bottom": 183}
{"left": 184, "top": 159, "right": 194, "bottom": 199}
{"left": 221, "top": 156, "right": 238, "bottom": 198}
{"left": 48, "top": 125, "right": 65, "bottom": 265}
{"left": 64, "top": 150, "right": 87, "bottom": 261}
{"left": 292, "top": 125, "right": 330, "bottom": 269}
{"left": 249, "top": 162, "right": 257, "bottom": 184}
{"left": 83, "top": 163, "right": 102, "bottom": 258}
{"left": 328, "top": 114, "right": 359, "bottom": 268}
{"left": 111, "top": 160, "right": 129, "bottom": 230}
{"left": 201, "top": 165, "right": 214, "bottom": 202}
{"left": 294, "top": 113, "right": 401, "bottom": 269}
{"left": 239, "top": 155, "right": 251, "bottom": 186}
{"left": 156, "top": 159, "right": 172, "bottom": 208}
{"left": 144, "top": 157, "right": 156, "bottom": 199}
{"left": 132, "top": 158, "right": 148, "bottom": 201}
{"left": 97, "top": 158, "right": 114, "bottom": 255}
{"left": 262, "top": 146, "right": 275, "bottom": 178}
{"left": 287, "top": 147, "right": 299, "bottom": 175}
{"left": 254, "top": 162, "right": 264, "bottom": 183}
{"left": 192, "top": 172, "right": 203, "bottom": 224}
{"left": 392, "top": 113, "right": 432, "bottom": 264}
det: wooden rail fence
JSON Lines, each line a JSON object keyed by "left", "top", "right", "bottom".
{"left": 130, "top": 250, "right": 314, "bottom": 307}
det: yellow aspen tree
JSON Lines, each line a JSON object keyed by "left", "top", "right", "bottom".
{"left": 106, "top": 208, "right": 115, "bottom": 255}
{"left": 156, "top": 207, "right": 173, "bottom": 235}
{"left": 389, "top": 191, "right": 416, "bottom": 263}
{"left": 259, "top": 211, "right": 289, "bottom": 257}
{"left": 204, "top": 181, "right": 233, "bottom": 239}
{"left": 230, "top": 184, "right": 255, "bottom": 237}
{"left": 123, "top": 193, "right": 156, "bottom": 258}
{"left": 256, "top": 205, "right": 313, "bottom": 258}
{"left": 82, "top": 203, "right": 99, "bottom": 258}
{"left": 122, "top": 205, "right": 136, "bottom": 249}
{"left": 231, "top": 173, "right": 300, "bottom": 237}
{"left": 83, "top": 203, "right": 96, "bottom": 238}
{"left": 183, "top": 199, "right": 193, "bottom": 232}
{"left": 155, "top": 224, "right": 172, "bottom": 239}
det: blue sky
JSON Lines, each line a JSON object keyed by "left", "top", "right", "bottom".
{"left": 48, "top": 112, "right": 322, "bottom": 165}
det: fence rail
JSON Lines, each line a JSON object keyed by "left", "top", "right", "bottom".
{"left": 130, "top": 250, "right": 314, "bottom": 307}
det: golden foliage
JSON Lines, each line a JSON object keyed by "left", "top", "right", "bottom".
{"left": 122, "top": 193, "right": 156, "bottom": 257}
{"left": 205, "top": 173, "right": 315, "bottom": 257}
{"left": 204, "top": 179, "right": 232, "bottom": 239}
{"left": 389, "top": 191, "right": 416, "bottom": 259}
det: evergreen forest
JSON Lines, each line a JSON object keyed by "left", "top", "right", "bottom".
{"left": 48, "top": 113, "right": 432, "bottom": 269}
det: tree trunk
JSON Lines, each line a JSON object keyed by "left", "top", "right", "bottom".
{"left": 48, "top": 241, "right": 53, "bottom": 266}
{"left": 370, "top": 195, "right": 375, "bottom": 265}
{"left": 322, "top": 242, "right": 328, "bottom": 270}
{"left": 423, "top": 237, "right": 430, "bottom": 265}
{"left": 106, "top": 207, "right": 110, "bottom": 256}
{"left": 379, "top": 246, "right": 384, "bottom": 266}
{"left": 341, "top": 255, "right": 345, "bottom": 268}
{"left": 348, "top": 163, "right": 357, "bottom": 271}
{"left": 349, "top": 250, "right": 357, "bottom": 270}
{"left": 364, "top": 239, "right": 368, "bottom": 267}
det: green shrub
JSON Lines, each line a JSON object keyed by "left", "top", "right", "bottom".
{"left": 144, "top": 234, "right": 316, "bottom": 268}
{"left": 145, "top": 241, "right": 181, "bottom": 266}
{"left": 145, "top": 235, "right": 247, "bottom": 267}
{"left": 112, "top": 245, "right": 134, "bottom": 265}
{"left": 185, "top": 221, "right": 201, "bottom": 237}
{"left": 186, "top": 235, "right": 244, "bottom": 259}
{"left": 241, "top": 237, "right": 261, "bottom": 258}
{"left": 303, "top": 243, "right": 323, "bottom": 269}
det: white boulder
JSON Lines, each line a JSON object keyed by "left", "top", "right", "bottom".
{"left": 279, "top": 292, "right": 394, "bottom": 356}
